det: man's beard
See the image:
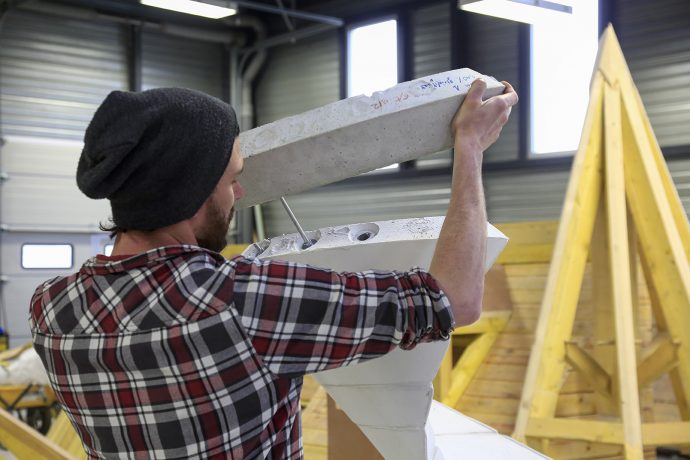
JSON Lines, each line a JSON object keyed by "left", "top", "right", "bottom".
{"left": 196, "top": 197, "right": 233, "bottom": 253}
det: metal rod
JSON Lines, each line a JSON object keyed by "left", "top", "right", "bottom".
{"left": 280, "top": 197, "right": 312, "bottom": 249}
{"left": 233, "top": 0, "right": 343, "bottom": 26}
{"left": 242, "top": 23, "right": 336, "bottom": 55}
{"left": 275, "top": 0, "right": 294, "bottom": 31}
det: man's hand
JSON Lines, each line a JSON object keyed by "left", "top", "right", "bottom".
{"left": 453, "top": 80, "right": 519, "bottom": 154}
{"left": 429, "top": 79, "right": 518, "bottom": 326}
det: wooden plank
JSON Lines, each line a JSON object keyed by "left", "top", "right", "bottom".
{"left": 465, "top": 379, "right": 524, "bottom": 399}
{"left": 461, "top": 393, "right": 597, "bottom": 418}
{"left": 304, "top": 445, "right": 328, "bottom": 460}
{"left": 458, "top": 395, "right": 519, "bottom": 416}
{"left": 514, "top": 71, "right": 606, "bottom": 442}
{"left": 637, "top": 335, "right": 679, "bottom": 388}
{"left": 220, "top": 244, "right": 250, "bottom": 258}
{"left": 642, "top": 421, "right": 690, "bottom": 446}
{"left": 622, "top": 76, "right": 690, "bottom": 421}
{"left": 0, "top": 408, "right": 75, "bottom": 460}
{"left": 504, "top": 263, "right": 551, "bottom": 277}
{"left": 564, "top": 343, "right": 612, "bottom": 400}
{"left": 605, "top": 80, "right": 644, "bottom": 460}
{"left": 496, "top": 244, "right": 554, "bottom": 265}
{"left": 442, "top": 332, "right": 500, "bottom": 408}
{"left": 527, "top": 417, "right": 623, "bottom": 444}
{"left": 495, "top": 221, "right": 559, "bottom": 246}
{"left": 591, "top": 194, "right": 620, "bottom": 416}
{"left": 453, "top": 311, "right": 511, "bottom": 335}
{"left": 545, "top": 440, "right": 622, "bottom": 460}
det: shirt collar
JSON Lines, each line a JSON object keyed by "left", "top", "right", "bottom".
{"left": 80, "top": 245, "right": 224, "bottom": 275}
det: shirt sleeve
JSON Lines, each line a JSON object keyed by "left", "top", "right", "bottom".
{"left": 228, "top": 255, "right": 455, "bottom": 378}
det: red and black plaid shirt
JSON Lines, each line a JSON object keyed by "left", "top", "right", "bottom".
{"left": 30, "top": 245, "right": 453, "bottom": 459}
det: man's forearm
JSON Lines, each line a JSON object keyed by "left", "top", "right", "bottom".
{"left": 428, "top": 78, "right": 517, "bottom": 326}
{"left": 429, "top": 142, "right": 487, "bottom": 325}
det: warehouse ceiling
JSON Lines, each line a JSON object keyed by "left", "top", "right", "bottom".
{"left": 12, "top": 0, "right": 426, "bottom": 39}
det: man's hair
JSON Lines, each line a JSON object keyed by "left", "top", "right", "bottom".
{"left": 99, "top": 218, "right": 126, "bottom": 239}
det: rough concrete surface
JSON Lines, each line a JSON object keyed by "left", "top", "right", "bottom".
{"left": 237, "top": 68, "right": 504, "bottom": 207}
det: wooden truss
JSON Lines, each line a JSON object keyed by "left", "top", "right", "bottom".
{"left": 512, "top": 25, "right": 690, "bottom": 459}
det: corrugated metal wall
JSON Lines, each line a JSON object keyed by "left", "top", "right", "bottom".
{"left": 413, "top": 2, "right": 453, "bottom": 170}
{"left": 255, "top": 0, "right": 690, "bottom": 237}
{"left": 141, "top": 30, "right": 225, "bottom": 98}
{"left": 412, "top": 3, "right": 451, "bottom": 79}
{"left": 0, "top": 9, "right": 128, "bottom": 140}
{"left": 258, "top": 3, "right": 462, "bottom": 235}
{"left": 465, "top": 14, "right": 520, "bottom": 164}
{"left": 617, "top": 0, "right": 690, "bottom": 148}
{"left": 254, "top": 31, "right": 340, "bottom": 125}
{"left": 0, "top": 8, "right": 228, "bottom": 346}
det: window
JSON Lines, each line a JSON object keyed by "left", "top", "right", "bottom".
{"left": 104, "top": 244, "right": 114, "bottom": 256}
{"left": 347, "top": 19, "right": 398, "bottom": 97}
{"left": 21, "top": 244, "right": 73, "bottom": 269}
{"left": 348, "top": 19, "right": 399, "bottom": 171}
{"left": 531, "top": 1, "right": 599, "bottom": 155}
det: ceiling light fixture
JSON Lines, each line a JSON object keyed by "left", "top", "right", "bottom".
{"left": 459, "top": 0, "right": 572, "bottom": 24}
{"left": 140, "top": 0, "right": 237, "bottom": 19}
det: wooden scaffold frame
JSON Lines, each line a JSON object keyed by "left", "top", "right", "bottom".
{"left": 512, "top": 25, "right": 690, "bottom": 459}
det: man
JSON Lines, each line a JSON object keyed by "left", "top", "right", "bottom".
{"left": 30, "top": 80, "right": 517, "bottom": 459}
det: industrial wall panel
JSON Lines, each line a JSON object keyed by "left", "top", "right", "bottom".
{"left": 0, "top": 232, "right": 100, "bottom": 347}
{"left": 255, "top": 31, "right": 340, "bottom": 126}
{"left": 262, "top": 173, "right": 453, "bottom": 237}
{"left": 262, "top": 156, "right": 690, "bottom": 241}
{"left": 412, "top": 2, "right": 453, "bottom": 170}
{"left": 617, "top": 0, "right": 690, "bottom": 147}
{"left": 0, "top": 138, "right": 108, "bottom": 231}
{"left": 1, "top": 136, "right": 82, "bottom": 176}
{"left": 484, "top": 168, "right": 569, "bottom": 223}
{"left": 141, "top": 30, "right": 225, "bottom": 99}
{"left": 412, "top": 2, "right": 451, "bottom": 79}
{"left": 668, "top": 157, "right": 690, "bottom": 213}
{"left": 1, "top": 175, "right": 109, "bottom": 231}
{"left": 465, "top": 14, "right": 520, "bottom": 163}
{"left": 0, "top": 9, "right": 127, "bottom": 140}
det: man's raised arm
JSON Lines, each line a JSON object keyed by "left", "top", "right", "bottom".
{"left": 429, "top": 79, "right": 519, "bottom": 325}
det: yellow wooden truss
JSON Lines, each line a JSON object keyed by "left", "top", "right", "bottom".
{"left": 512, "top": 25, "right": 690, "bottom": 459}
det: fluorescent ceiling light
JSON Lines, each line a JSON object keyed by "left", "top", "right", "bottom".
{"left": 141, "top": 0, "right": 237, "bottom": 19}
{"left": 459, "top": 0, "right": 572, "bottom": 24}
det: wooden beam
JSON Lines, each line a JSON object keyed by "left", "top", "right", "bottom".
{"left": 434, "top": 311, "right": 510, "bottom": 401}
{"left": 564, "top": 343, "right": 612, "bottom": 398}
{"left": 495, "top": 244, "right": 554, "bottom": 265}
{"left": 0, "top": 408, "right": 75, "bottom": 460}
{"left": 442, "top": 332, "right": 500, "bottom": 408}
{"left": 220, "top": 244, "right": 250, "bottom": 258}
{"left": 591, "top": 196, "right": 619, "bottom": 416}
{"left": 453, "top": 311, "right": 511, "bottom": 335}
{"left": 526, "top": 419, "right": 690, "bottom": 447}
{"left": 642, "top": 422, "right": 690, "bottom": 446}
{"left": 622, "top": 78, "right": 690, "bottom": 421}
{"left": 605, "top": 81, "right": 644, "bottom": 460}
{"left": 527, "top": 417, "right": 623, "bottom": 444}
{"left": 637, "top": 335, "right": 679, "bottom": 388}
{"left": 513, "top": 71, "right": 605, "bottom": 442}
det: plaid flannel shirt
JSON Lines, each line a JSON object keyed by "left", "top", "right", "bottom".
{"left": 30, "top": 245, "right": 454, "bottom": 459}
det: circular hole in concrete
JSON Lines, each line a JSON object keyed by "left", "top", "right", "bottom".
{"left": 357, "top": 232, "right": 372, "bottom": 241}
{"left": 348, "top": 223, "right": 379, "bottom": 243}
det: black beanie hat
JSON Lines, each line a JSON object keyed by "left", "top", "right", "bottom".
{"left": 77, "top": 87, "right": 239, "bottom": 231}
